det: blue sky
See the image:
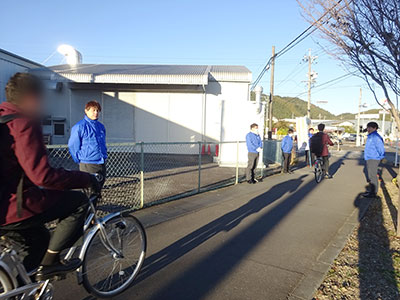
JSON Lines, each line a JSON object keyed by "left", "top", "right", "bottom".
{"left": 0, "top": 0, "right": 385, "bottom": 115}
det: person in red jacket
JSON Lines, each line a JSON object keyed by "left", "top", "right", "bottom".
{"left": 315, "top": 123, "right": 334, "bottom": 178}
{"left": 0, "top": 73, "right": 99, "bottom": 279}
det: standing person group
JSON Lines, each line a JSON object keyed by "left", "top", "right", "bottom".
{"left": 310, "top": 124, "right": 334, "bottom": 178}
{"left": 281, "top": 129, "right": 294, "bottom": 174}
{"left": 363, "top": 122, "right": 385, "bottom": 198}
{"left": 246, "top": 123, "right": 263, "bottom": 184}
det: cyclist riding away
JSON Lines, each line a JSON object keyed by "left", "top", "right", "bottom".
{"left": 310, "top": 123, "right": 334, "bottom": 179}
{"left": 0, "top": 73, "right": 100, "bottom": 280}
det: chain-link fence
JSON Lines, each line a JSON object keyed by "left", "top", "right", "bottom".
{"left": 47, "top": 140, "right": 283, "bottom": 212}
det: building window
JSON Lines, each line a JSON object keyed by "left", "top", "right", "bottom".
{"left": 42, "top": 116, "right": 52, "bottom": 126}
{"left": 53, "top": 122, "right": 65, "bottom": 136}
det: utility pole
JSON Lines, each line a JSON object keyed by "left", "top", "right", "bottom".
{"left": 267, "top": 46, "right": 276, "bottom": 140}
{"left": 303, "top": 49, "right": 318, "bottom": 119}
{"left": 356, "top": 88, "right": 362, "bottom": 147}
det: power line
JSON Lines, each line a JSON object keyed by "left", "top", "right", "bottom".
{"left": 251, "top": 0, "right": 344, "bottom": 90}
{"left": 294, "top": 73, "right": 354, "bottom": 98}
{"left": 275, "top": 0, "right": 344, "bottom": 59}
{"left": 275, "top": 61, "right": 306, "bottom": 88}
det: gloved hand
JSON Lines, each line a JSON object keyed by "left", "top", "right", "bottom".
{"left": 89, "top": 174, "right": 102, "bottom": 195}
{"left": 256, "top": 147, "right": 262, "bottom": 153}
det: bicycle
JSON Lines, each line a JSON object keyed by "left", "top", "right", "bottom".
{"left": 314, "top": 157, "right": 325, "bottom": 183}
{"left": 0, "top": 176, "right": 147, "bottom": 299}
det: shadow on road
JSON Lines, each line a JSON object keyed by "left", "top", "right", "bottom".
{"left": 131, "top": 155, "right": 349, "bottom": 299}
{"left": 354, "top": 189, "right": 400, "bottom": 299}
{"left": 138, "top": 174, "right": 307, "bottom": 281}
{"left": 329, "top": 157, "right": 345, "bottom": 176}
{"left": 380, "top": 180, "right": 398, "bottom": 231}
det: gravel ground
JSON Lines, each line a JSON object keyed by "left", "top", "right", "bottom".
{"left": 314, "top": 179, "right": 400, "bottom": 300}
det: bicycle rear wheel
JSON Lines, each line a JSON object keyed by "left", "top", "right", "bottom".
{"left": 314, "top": 160, "right": 324, "bottom": 183}
{"left": 82, "top": 214, "right": 146, "bottom": 298}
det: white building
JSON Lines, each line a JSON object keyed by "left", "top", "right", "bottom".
{"left": 0, "top": 48, "right": 265, "bottom": 165}
{"left": 0, "top": 49, "right": 42, "bottom": 102}
{"left": 31, "top": 64, "right": 257, "bottom": 147}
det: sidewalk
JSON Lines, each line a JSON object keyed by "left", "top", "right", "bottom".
{"left": 54, "top": 150, "right": 370, "bottom": 300}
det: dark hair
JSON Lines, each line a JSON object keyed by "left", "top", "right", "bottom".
{"left": 288, "top": 129, "right": 294, "bottom": 134}
{"left": 85, "top": 100, "right": 102, "bottom": 112}
{"left": 250, "top": 123, "right": 258, "bottom": 129}
{"left": 309, "top": 128, "right": 314, "bottom": 132}
{"left": 317, "top": 123, "right": 325, "bottom": 131}
{"left": 367, "top": 121, "right": 379, "bottom": 129}
{"left": 5, "top": 73, "right": 43, "bottom": 104}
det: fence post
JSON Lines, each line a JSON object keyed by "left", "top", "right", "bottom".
{"left": 235, "top": 141, "right": 239, "bottom": 184}
{"left": 140, "top": 142, "right": 144, "bottom": 208}
{"left": 260, "top": 140, "right": 264, "bottom": 179}
{"left": 198, "top": 141, "right": 202, "bottom": 193}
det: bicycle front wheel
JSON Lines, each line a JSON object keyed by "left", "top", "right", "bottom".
{"left": 82, "top": 214, "right": 146, "bottom": 298}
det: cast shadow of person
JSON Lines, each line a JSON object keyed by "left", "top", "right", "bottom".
{"left": 354, "top": 192, "right": 400, "bottom": 299}
{"left": 137, "top": 174, "right": 309, "bottom": 286}
{"left": 327, "top": 151, "right": 351, "bottom": 176}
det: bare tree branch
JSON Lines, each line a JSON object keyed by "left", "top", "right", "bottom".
{"left": 297, "top": 0, "right": 400, "bottom": 132}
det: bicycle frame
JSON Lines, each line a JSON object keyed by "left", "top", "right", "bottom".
{"left": 63, "top": 196, "right": 124, "bottom": 284}
{"left": 314, "top": 157, "right": 323, "bottom": 165}
{"left": 0, "top": 194, "right": 126, "bottom": 299}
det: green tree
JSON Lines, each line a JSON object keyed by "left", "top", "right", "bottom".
{"left": 274, "top": 121, "right": 291, "bottom": 135}
{"left": 343, "top": 126, "right": 356, "bottom": 133}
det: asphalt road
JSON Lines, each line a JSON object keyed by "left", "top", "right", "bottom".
{"left": 54, "top": 150, "right": 371, "bottom": 300}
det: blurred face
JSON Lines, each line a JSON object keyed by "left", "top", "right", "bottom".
{"left": 251, "top": 126, "right": 259, "bottom": 133}
{"left": 85, "top": 106, "right": 100, "bottom": 120}
{"left": 367, "top": 126, "right": 377, "bottom": 134}
{"left": 309, "top": 129, "right": 314, "bottom": 134}
{"left": 19, "top": 92, "right": 43, "bottom": 117}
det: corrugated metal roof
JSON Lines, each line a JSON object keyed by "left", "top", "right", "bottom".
{"left": 32, "top": 64, "right": 251, "bottom": 85}
{"left": 209, "top": 65, "right": 252, "bottom": 82}
{"left": 0, "top": 48, "right": 43, "bottom": 68}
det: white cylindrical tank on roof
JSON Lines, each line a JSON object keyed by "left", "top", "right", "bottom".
{"left": 57, "top": 44, "right": 82, "bottom": 65}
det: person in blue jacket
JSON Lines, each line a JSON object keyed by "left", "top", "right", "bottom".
{"left": 305, "top": 127, "right": 315, "bottom": 167}
{"left": 246, "top": 123, "right": 263, "bottom": 184}
{"left": 68, "top": 100, "right": 107, "bottom": 188}
{"left": 363, "top": 121, "right": 385, "bottom": 197}
{"left": 281, "top": 129, "right": 294, "bottom": 174}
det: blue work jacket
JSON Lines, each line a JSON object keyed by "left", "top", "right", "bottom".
{"left": 281, "top": 135, "right": 293, "bottom": 154}
{"left": 364, "top": 131, "right": 385, "bottom": 161}
{"left": 68, "top": 116, "right": 107, "bottom": 164}
{"left": 246, "top": 132, "right": 262, "bottom": 153}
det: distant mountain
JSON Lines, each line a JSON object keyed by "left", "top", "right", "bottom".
{"left": 337, "top": 109, "right": 390, "bottom": 121}
{"left": 336, "top": 112, "right": 356, "bottom": 120}
{"left": 250, "top": 92, "right": 390, "bottom": 121}
{"left": 272, "top": 95, "right": 336, "bottom": 120}
{"left": 251, "top": 93, "right": 336, "bottom": 120}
